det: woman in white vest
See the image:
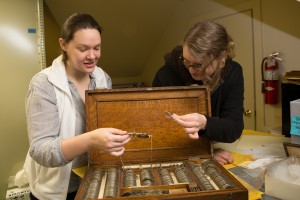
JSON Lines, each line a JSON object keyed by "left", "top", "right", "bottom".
{"left": 24, "top": 13, "right": 131, "bottom": 200}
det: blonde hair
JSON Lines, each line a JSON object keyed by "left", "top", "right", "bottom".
{"left": 184, "top": 20, "right": 235, "bottom": 91}
{"left": 227, "top": 36, "right": 235, "bottom": 58}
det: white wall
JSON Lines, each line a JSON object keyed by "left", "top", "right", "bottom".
{"left": 0, "top": 0, "right": 40, "bottom": 198}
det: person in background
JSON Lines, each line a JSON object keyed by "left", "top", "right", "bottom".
{"left": 152, "top": 20, "right": 244, "bottom": 165}
{"left": 23, "top": 13, "right": 131, "bottom": 200}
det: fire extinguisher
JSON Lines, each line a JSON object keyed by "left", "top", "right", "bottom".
{"left": 261, "top": 52, "right": 282, "bottom": 104}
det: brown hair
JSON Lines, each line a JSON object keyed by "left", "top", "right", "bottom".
{"left": 183, "top": 20, "right": 235, "bottom": 91}
{"left": 60, "top": 13, "right": 102, "bottom": 64}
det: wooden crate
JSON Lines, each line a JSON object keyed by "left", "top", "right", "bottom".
{"left": 75, "top": 86, "right": 247, "bottom": 200}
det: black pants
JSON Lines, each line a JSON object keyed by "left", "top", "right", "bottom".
{"left": 30, "top": 191, "right": 77, "bottom": 200}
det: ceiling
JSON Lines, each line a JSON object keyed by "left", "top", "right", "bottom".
{"left": 44, "top": 0, "right": 247, "bottom": 81}
{"left": 44, "top": 0, "right": 183, "bottom": 79}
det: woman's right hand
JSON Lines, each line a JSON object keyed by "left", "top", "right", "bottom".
{"left": 171, "top": 113, "right": 207, "bottom": 139}
{"left": 88, "top": 128, "right": 131, "bottom": 156}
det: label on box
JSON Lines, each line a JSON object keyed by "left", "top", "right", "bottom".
{"left": 291, "top": 116, "right": 300, "bottom": 136}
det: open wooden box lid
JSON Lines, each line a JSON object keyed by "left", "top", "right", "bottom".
{"left": 85, "top": 86, "right": 212, "bottom": 166}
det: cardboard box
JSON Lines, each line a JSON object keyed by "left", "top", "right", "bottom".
{"left": 290, "top": 99, "right": 300, "bottom": 144}
{"left": 75, "top": 86, "right": 248, "bottom": 200}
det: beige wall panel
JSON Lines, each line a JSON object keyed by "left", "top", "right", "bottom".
{"left": 0, "top": 0, "right": 40, "bottom": 198}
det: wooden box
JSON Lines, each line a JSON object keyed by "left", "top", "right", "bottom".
{"left": 75, "top": 86, "right": 248, "bottom": 200}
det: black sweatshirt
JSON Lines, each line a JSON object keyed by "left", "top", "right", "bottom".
{"left": 152, "top": 45, "right": 244, "bottom": 143}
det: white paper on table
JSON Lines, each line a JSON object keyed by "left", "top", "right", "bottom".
{"left": 237, "top": 135, "right": 291, "bottom": 149}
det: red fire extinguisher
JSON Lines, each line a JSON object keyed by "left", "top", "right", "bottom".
{"left": 261, "top": 52, "right": 281, "bottom": 104}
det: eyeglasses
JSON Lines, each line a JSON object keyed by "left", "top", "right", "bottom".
{"left": 178, "top": 54, "right": 203, "bottom": 70}
{"left": 178, "top": 54, "right": 215, "bottom": 71}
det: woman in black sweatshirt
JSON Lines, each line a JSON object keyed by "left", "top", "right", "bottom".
{"left": 152, "top": 20, "right": 244, "bottom": 165}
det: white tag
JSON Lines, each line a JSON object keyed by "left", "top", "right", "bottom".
{"left": 267, "top": 59, "right": 276, "bottom": 67}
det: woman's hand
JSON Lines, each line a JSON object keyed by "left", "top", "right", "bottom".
{"left": 213, "top": 148, "right": 234, "bottom": 165}
{"left": 171, "top": 113, "right": 207, "bottom": 139}
{"left": 88, "top": 128, "right": 131, "bottom": 156}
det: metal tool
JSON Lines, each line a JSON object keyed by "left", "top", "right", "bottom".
{"left": 127, "top": 131, "right": 151, "bottom": 138}
{"left": 164, "top": 111, "right": 174, "bottom": 119}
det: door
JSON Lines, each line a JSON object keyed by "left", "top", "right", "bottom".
{"left": 213, "top": 10, "right": 255, "bottom": 129}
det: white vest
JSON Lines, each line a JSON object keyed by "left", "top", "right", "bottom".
{"left": 24, "top": 55, "right": 109, "bottom": 199}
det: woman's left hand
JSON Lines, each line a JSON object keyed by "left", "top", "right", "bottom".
{"left": 171, "top": 113, "right": 207, "bottom": 139}
{"left": 213, "top": 148, "right": 234, "bottom": 165}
